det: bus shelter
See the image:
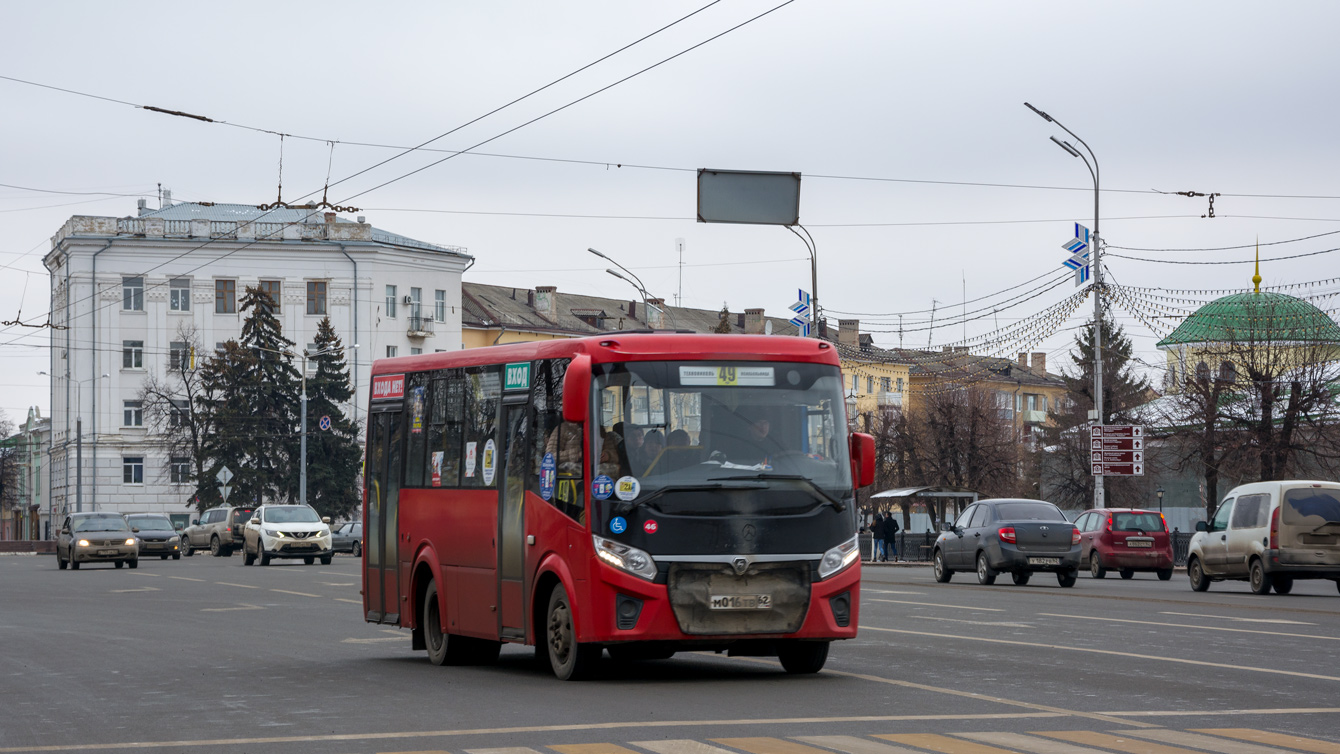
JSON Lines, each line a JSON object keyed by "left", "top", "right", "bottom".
{"left": 870, "top": 485, "right": 979, "bottom": 529}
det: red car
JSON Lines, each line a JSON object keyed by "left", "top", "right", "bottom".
{"left": 1074, "top": 508, "right": 1175, "bottom": 580}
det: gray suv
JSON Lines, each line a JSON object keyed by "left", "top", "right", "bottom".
{"left": 180, "top": 506, "right": 255, "bottom": 557}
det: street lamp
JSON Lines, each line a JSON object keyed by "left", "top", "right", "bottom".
{"left": 589, "top": 248, "right": 674, "bottom": 328}
{"left": 1025, "top": 101, "right": 1105, "bottom": 509}
{"left": 1157, "top": 486, "right": 1165, "bottom": 514}
{"left": 845, "top": 389, "right": 858, "bottom": 431}
{"left": 40, "top": 371, "right": 109, "bottom": 513}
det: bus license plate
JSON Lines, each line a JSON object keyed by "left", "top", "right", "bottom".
{"left": 1127, "top": 540, "right": 1153, "bottom": 548}
{"left": 1027, "top": 557, "right": 1060, "bottom": 566}
{"left": 710, "top": 594, "right": 772, "bottom": 610}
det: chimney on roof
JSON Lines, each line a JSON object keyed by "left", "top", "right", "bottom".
{"left": 324, "top": 212, "right": 336, "bottom": 224}
{"left": 161, "top": 189, "right": 172, "bottom": 207}
{"left": 1017, "top": 352, "right": 1028, "bottom": 367}
{"left": 646, "top": 298, "right": 665, "bottom": 328}
{"left": 1031, "top": 352, "right": 1046, "bottom": 374}
{"left": 838, "top": 319, "right": 860, "bottom": 347}
{"left": 137, "top": 198, "right": 148, "bottom": 217}
{"left": 534, "top": 286, "right": 557, "bottom": 319}
{"left": 744, "top": 308, "right": 766, "bottom": 334}
{"left": 953, "top": 346, "right": 969, "bottom": 353}
{"left": 629, "top": 300, "right": 638, "bottom": 319}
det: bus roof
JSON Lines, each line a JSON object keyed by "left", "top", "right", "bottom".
{"left": 370, "top": 332, "right": 840, "bottom": 376}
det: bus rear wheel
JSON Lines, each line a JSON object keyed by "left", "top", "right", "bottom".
{"left": 424, "top": 581, "right": 450, "bottom": 666}
{"left": 777, "top": 641, "right": 829, "bottom": 674}
{"left": 546, "top": 583, "right": 599, "bottom": 681}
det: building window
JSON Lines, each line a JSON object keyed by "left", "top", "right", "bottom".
{"left": 169, "top": 341, "right": 189, "bottom": 371}
{"left": 1219, "top": 361, "right": 1237, "bottom": 384}
{"left": 881, "top": 377, "right": 891, "bottom": 393}
{"left": 215, "top": 280, "right": 237, "bottom": 313}
{"left": 169, "top": 457, "right": 190, "bottom": 484}
{"left": 867, "top": 376, "right": 874, "bottom": 393}
{"left": 122, "top": 340, "right": 144, "bottom": 369}
{"left": 386, "top": 285, "right": 397, "bottom": 318}
{"left": 169, "top": 278, "right": 191, "bottom": 311}
{"left": 410, "top": 347, "right": 423, "bottom": 356}
{"left": 435, "top": 290, "right": 446, "bottom": 321}
{"left": 307, "top": 281, "right": 327, "bottom": 315}
{"left": 122, "top": 277, "right": 144, "bottom": 311}
{"left": 169, "top": 399, "right": 189, "bottom": 427}
{"left": 896, "top": 377, "right": 904, "bottom": 392}
{"left": 386, "top": 346, "right": 398, "bottom": 358}
{"left": 851, "top": 374, "right": 857, "bottom": 392}
{"left": 259, "top": 280, "right": 281, "bottom": 314}
{"left": 409, "top": 287, "right": 422, "bottom": 318}
{"left": 123, "top": 457, "right": 144, "bottom": 485}
{"left": 123, "top": 400, "right": 143, "bottom": 427}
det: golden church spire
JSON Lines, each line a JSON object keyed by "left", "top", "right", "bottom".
{"left": 1252, "top": 237, "right": 1261, "bottom": 293}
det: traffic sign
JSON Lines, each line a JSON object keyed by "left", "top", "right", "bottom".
{"left": 1091, "top": 425, "right": 1143, "bottom": 438}
{"left": 1061, "top": 223, "right": 1091, "bottom": 287}
{"left": 1089, "top": 426, "right": 1144, "bottom": 475}
{"left": 1092, "top": 450, "right": 1144, "bottom": 464}
{"left": 790, "top": 289, "right": 813, "bottom": 337}
{"left": 216, "top": 466, "right": 233, "bottom": 485}
{"left": 1093, "top": 462, "right": 1144, "bottom": 476}
{"left": 318, "top": 415, "right": 332, "bottom": 431}
{"left": 219, "top": 485, "right": 232, "bottom": 503}
{"left": 1091, "top": 437, "right": 1144, "bottom": 451}
{"left": 1063, "top": 223, "right": 1090, "bottom": 254}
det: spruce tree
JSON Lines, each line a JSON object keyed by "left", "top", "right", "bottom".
{"left": 194, "top": 341, "right": 259, "bottom": 512}
{"left": 303, "top": 317, "right": 362, "bottom": 520}
{"left": 237, "top": 286, "right": 302, "bottom": 504}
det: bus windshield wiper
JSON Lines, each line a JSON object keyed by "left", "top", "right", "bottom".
{"left": 615, "top": 482, "right": 764, "bottom": 515}
{"left": 706, "top": 473, "right": 846, "bottom": 512}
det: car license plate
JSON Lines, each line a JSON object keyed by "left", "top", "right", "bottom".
{"left": 97, "top": 549, "right": 118, "bottom": 556}
{"left": 710, "top": 594, "right": 772, "bottom": 610}
{"left": 1027, "top": 557, "right": 1060, "bottom": 565}
{"left": 1127, "top": 540, "right": 1153, "bottom": 548}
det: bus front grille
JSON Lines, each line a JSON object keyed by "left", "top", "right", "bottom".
{"left": 666, "top": 562, "right": 810, "bottom": 636}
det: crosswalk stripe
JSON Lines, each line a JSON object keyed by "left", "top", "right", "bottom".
{"left": 1118, "top": 729, "right": 1298, "bottom": 754}
{"left": 873, "top": 734, "right": 1021, "bottom": 754}
{"left": 793, "top": 734, "right": 926, "bottom": 754}
{"left": 1034, "top": 731, "right": 1210, "bottom": 753}
{"left": 712, "top": 738, "right": 833, "bottom": 754}
{"left": 955, "top": 732, "right": 1112, "bottom": 753}
{"left": 633, "top": 740, "right": 743, "bottom": 754}
{"left": 467, "top": 748, "right": 546, "bottom": 754}
{"left": 550, "top": 746, "right": 642, "bottom": 754}
{"left": 1192, "top": 729, "right": 1340, "bottom": 754}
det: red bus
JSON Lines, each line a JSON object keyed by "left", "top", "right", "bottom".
{"left": 361, "top": 333, "right": 875, "bottom": 679}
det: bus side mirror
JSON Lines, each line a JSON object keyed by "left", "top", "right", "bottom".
{"left": 849, "top": 432, "right": 875, "bottom": 488}
{"left": 562, "top": 353, "right": 592, "bottom": 423}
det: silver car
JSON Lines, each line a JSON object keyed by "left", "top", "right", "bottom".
{"left": 126, "top": 514, "right": 182, "bottom": 560}
{"left": 56, "top": 513, "right": 139, "bottom": 570}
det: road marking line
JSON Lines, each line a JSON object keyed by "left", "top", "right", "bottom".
{"left": 467, "top": 748, "right": 544, "bottom": 754}
{"left": 322, "top": 582, "right": 356, "bottom": 586}
{"left": 1192, "top": 729, "right": 1340, "bottom": 753}
{"left": 341, "top": 637, "right": 403, "bottom": 643}
{"left": 875, "top": 734, "right": 1020, "bottom": 754}
{"left": 955, "top": 732, "right": 1111, "bottom": 754}
{"left": 911, "top": 617, "right": 1033, "bottom": 628}
{"left": 168, "top": 576, "right": 205, "bottom": 582}
{"left": 1034, "top": 731, "right": 1214, "bottom": 754}
{"left": 1039, "top": 613, "right": 1340, "bottom": 642}
{"left": 712, "top": 737, "right": 832, "bottom": 754}
{"left": 867, "top": 599, "right": 1004, "bottom": 612}
{"left": 862, "top": 589, "right": 926, "bottom": 595}
{"left": 551, "top": 745, "right": 642, "bottom": 754}
{"left": 270, "top": 589, "right": 321, "bottom": 598}
{"left": 215, "top": 582, "right": 259, "bottom": 589}
{"left": 318, "top": 571, "right": 350, "bottom": 576}
{"left": 1102, "top": 708, "right": 1340, "bottom": 717}
{"left": 1160, "top": 611, "right": 1316, "bottom": 626}
{"left": 1118, "top": 729, "right": 1294, "bottom": 754}
{"left": 109, "top": 586, "right": 159, "bottom": 593}
{"left": 334, "top": 598, "right": 363, "bottom": 604}
{"left": 380, "top": 751, "right": 450, "bottom": 754}
{"left": 635, "top": 740, "right": 747, "bottom": 754}
{"left": 130, "top": 571, "right": 161, "bottom": 577}
{"left": 861, "top": 625, "right": 1340, "bottom": 683}
{"left": 201, "top": 604, "right": 262, "bottom": 612}
{"left": 793, "top": 735, "right": 927, "bottom": 754}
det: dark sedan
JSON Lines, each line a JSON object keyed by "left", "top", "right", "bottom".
{"left": 330, "top": 522, "right": 363, "bottom": 556}
{"left": 932, "top": 498, "right": 1082, "bottom": 587}
{"left": 126, "top": 514, "right": 182, "bottom": 560}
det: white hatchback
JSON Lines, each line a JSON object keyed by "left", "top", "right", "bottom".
{"left": 243, "top": 504, "right": 334, "bottom": 566}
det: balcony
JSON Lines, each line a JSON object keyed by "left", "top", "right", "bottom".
{"left": 876, "top": 391, "right": 902, "bottom": 407}
{"left": 407, "top": 315, "right": 434, "bottom": 339}
{"left": 1021, "top": 409, "right": 1047, "bottom": 424}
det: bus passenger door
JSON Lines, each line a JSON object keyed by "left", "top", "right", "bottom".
{"left": 497, "top": 400, "right": 529, "bottom": 640}
{"left": 365, "top": 409, "right": 404, "bottom": 624}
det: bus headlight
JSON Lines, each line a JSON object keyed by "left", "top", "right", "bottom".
{"left": 592, "top": 535, "right": 657, "bottom": 581}
{"left": 818, "top": 534, "right": 860, "bottom": 580}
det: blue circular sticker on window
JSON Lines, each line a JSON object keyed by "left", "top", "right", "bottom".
{"left": 610, "top": 516, "right": 628, "bottom": 534}
{"left": 539, "top": 453, "right": 557, "bottom": 501}
{"left": 592, "top": 474, "right": 615, "bottom": 500}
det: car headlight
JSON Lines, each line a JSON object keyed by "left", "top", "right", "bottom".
{"left": 124, "top": 538, "right": 136, "bottom": 546}
{"left": 77, "top": 539, "right": 90, "bottom": 547}
{"left": 264, "top": 529, "right": 283, "bottom": 538}
{"left": 318, "top": 528, "right": 330, "bottom": 537}
{"left": 592, "top": 535, "right": 657, "bottom": 581}
{"left": 818, "top": 534, "right": 861, "bottom": 580}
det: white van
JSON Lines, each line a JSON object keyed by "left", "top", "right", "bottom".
{"left": 1187, "top": 480, "right": 1340, "bottom": 595}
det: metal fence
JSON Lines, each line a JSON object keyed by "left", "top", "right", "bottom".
{"left": 859, "top": 530, "right": 1198, "bottom": 566}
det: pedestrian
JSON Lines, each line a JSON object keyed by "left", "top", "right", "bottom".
{"left": 884, "top": 512, "right": 900, "bottom": 562}
{"left": 871, "top": 512, "right": 887, "bottom": 562}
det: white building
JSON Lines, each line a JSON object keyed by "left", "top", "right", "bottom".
{"left": 43, "top": 200, "right": 471, "bottom": 524}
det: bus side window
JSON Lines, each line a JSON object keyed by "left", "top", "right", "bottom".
{"left": 462, "top": 366, "right": 502, "bottom": 488}
{"left": 531, "top": 359, "right": 583, "bottom": 522}
{"left": 405, "top": 372, "right": 429, "bottom": 486}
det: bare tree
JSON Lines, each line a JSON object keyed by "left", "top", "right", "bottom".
{"left": 137, "top": 325, "right": 214, "bottom": 509}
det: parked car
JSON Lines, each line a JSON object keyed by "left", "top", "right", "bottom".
{"left": 242, "top": 504, "right": 334, "bottom": 566}
{"left": 1075, "top": 508, "right": 1174, "bottom": 580}
{"left": 1187, "top": 480, "right": 1340, "bottom": 595}
{"left": 179, "top": 505, "right": 255, "bottom": 557}
{"left": 56, "top": 512, "right": 138, "bottom": 570}
{"left": 932, "top": 498, "right": 1082, "bottom": 587}
{"left": 330, "top": 521, "right": 363, "bottom": 556}
{"left": 126, "top": 513, "right": 182, "bottom": 560}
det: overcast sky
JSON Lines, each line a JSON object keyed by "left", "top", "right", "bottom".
{"left": 4, "top": 1, "right": 1339, "bottom": 422}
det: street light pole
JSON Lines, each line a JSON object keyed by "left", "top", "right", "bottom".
{"left": 589, "top": 248, "right": 675, "bottom": 328}
{"left": 787, "top": 226, "right": 819, "bottom": 337}
{"left": 41, "top": 371, "right": 108, "bottom": 514}
{"left": 1025, "top": 102, "right": 1104, "bottom": 509}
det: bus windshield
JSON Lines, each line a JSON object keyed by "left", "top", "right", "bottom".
{"left": 593, "top": 361, "right": 852, "bottom": 518}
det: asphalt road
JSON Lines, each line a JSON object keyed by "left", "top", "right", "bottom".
{"left": 2, "top": 553, "right": 1339, "bottom": 754}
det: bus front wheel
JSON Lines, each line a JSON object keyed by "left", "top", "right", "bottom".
{"left": 546, "top": 584, "right": 600, "bottom": 681}
{"left": 778, "top": 640, "right": 829, "bottom": 674}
